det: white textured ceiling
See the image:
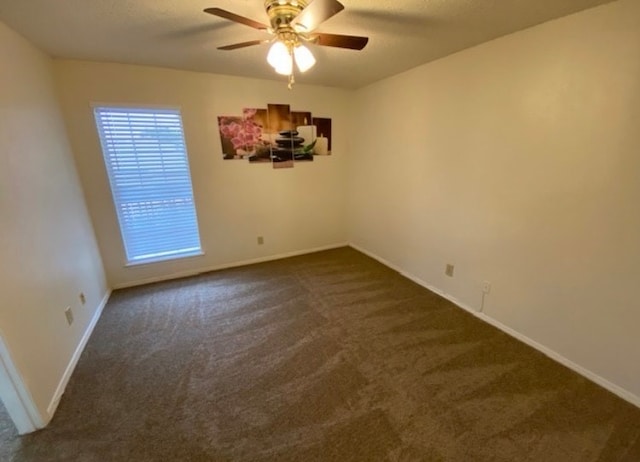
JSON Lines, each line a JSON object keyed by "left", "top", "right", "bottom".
{"left": 0, "top": 0, "right": 615, "bottom": 89}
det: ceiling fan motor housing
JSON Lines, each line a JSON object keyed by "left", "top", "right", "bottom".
{"left": 264, "top": 0, "right": 309, "bottom": 30}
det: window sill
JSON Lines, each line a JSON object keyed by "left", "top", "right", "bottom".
{"left": 125, "top": 251, "right": 205, "bottom": 267}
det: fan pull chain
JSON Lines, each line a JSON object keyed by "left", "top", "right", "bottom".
{"left": 288, "top": 73, "right": 295, "bottom": 90}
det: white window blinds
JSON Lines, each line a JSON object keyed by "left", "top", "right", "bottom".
{"left": 93, "top": 106, "right": 202, "bottom": 265}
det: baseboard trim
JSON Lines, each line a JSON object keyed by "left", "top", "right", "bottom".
{"left": 46, "top": 289, "right": 112, "bottom": 419}
{"left": 113, "top": 243, "right": 350, "bottom": 290}
{"left": 349, "top": 243, "right": 640, "bottom": 409}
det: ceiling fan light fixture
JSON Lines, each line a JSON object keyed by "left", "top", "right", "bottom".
{"left": 208, "top": 0, "right": 368, "bottom": 88}
{"left": 293, "top": 44, "right": 316, "bottom": 72}
{"left": 274, "top": 60, "right": 293, "bottom": 75}
{"left": 267, "top": 41, "right": 290, "bottom": 69}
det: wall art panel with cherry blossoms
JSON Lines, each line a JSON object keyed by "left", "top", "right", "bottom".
{"left": 217, "top": 103, "right": 332, "bottom": 170}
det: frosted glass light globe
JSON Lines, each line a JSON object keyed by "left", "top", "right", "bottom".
{"left": 294, "top": 44, "right": 316, "bottom": 73}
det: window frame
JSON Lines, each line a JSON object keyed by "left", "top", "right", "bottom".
{"left": 92, "top": 103, "right": 204, "bottom": 267}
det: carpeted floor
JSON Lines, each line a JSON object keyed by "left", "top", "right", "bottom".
{"left": 0, "top": 400, "right": 19, "bottom": 459}
{"left": 2, "top": 247, "right": 640, "bottom": 461}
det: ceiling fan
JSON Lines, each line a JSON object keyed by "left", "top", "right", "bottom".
{"left": 204, "top": 0, "right": 369, "bottom": 88}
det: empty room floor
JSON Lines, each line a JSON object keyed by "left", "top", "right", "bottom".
{"left": 2, "top": 247, "right": 640, "bottom": 461}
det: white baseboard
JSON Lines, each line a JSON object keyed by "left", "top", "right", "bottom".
{"left": 349, "top": 243, "right": 640, "bottom": 409}
{"left": 46, "top": 289, "right": 112, "bottom": 419}
{"left": 113, "top": 242, "right": 350, "bottom": 289}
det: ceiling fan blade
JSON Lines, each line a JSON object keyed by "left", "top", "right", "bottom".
{"left": 203, "top": 7, "right": 268, "bottom": 30}
{"left": 217, "top": 40, "right": 269, "bottom": 51}
{"left": 312, "top": 32, "right": 369, "bottom": 50}
{"left": 290, "top": 0, "right": 345, "bottom": 32}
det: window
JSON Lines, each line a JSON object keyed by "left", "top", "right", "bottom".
{"left": 93, "top": 106, "right": 202, "bottom": 265}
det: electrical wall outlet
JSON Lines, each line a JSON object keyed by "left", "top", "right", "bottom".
{"left": 79, "top": 292, "right": 86, "bottom": 305}
{"left": 445, "top": 264, "right": 455, "bottom": 277}
{"left": 482, "top": 281, "right": 492, "bottom": 294}
{"left": 257, "top": 236, "right": 264, "bottom": 245}
{"left": 64, "top": 307, "right": 74, "bottom": 326}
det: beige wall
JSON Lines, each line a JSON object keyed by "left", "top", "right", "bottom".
{"left": 54, "top": 61, "right": 350, "bottom": 288}
{"left": 0, "top": 22, "right": 108, "bottom": 421}
{"left": 348, "top": 0, "right": 640, "bottom": 400}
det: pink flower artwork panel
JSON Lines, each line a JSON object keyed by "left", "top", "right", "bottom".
{"left": 218, "top": 110, "right": 267, "bottom": 160}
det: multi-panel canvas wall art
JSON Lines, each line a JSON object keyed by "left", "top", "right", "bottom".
{"left": 291, "top": 111, "right": 314, "bottom": 162}
{"left": 312, "top": 117, "right": 332, "bottom": 156}
{"left": 268, "top": 104, "right": 294, "bottom": 169}
{"left": 217, "top": 103, "right": 332, "bottom": 169}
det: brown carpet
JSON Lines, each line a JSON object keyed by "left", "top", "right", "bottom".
{"left": 0, "top": 400, "right": 19, "bottom": 459}
{"left": 2, "top": 247, "right": 640, "bottom": 461}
